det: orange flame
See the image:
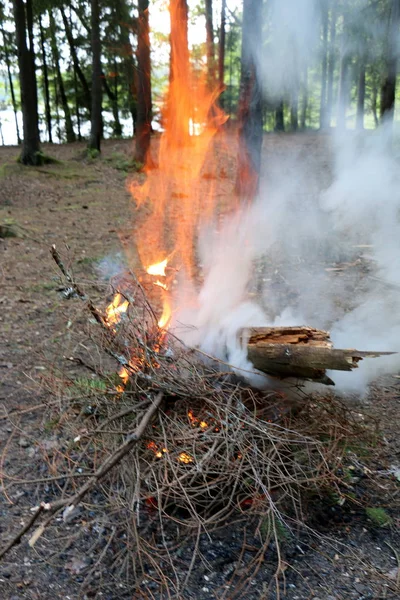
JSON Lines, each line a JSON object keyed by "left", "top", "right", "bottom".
{"left": 129, "top": 0, "right": 228, "bottom": 321}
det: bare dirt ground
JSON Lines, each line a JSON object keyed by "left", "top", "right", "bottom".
{"left": 0, "top": 135, "right": 399, "bottom": 599}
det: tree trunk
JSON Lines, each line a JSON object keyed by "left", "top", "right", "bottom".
{"left": 205, "top": 0, "right": 215, "bottom": 86}
{"left": 88, "top": 0, "right": 102, "bottom": 152}
{"left": 0, "top": 24, "right": 21, "bottom": 144}
{"left": 290, "top": 92, "right": 298, "bottom": 131}
{"left": 236, "top": 0, "right": 263, "bottom": 200}
{"left": 49, "top": 12, "right": 75, "bottom": 143}
{"left": 326, "top": 0, "right": 337, "bottom": 128}
{"left": 38, "top": 15, "right": 52, "bottom": 143}
{"left": 219, "top": 0, "right": 226, "bottom": 101}
{"left": 337, "top": 57, "right": 350, "bottom": 129}
{"left": 301, "top": 66, "right": 308, "bottom": 129}
{"left": 243, "top": 326, "right": 392, "bottom": 385}
{"left": 356, "top": 57, "right": 366, "bottom": 130}
{"left": 13, "top": 0, "right": 41, "bottom": 164}
{"left": 371, "top": 77, "right": 379, "bottom": 127}
{"left": 380, "top": 0, "right": 400, "bottom": 122}
{"left": 320, "top": 0, "right": 329, "bottom": 129}
{"left": 135, "top": 0, "right": 152, "bottom": 163}
{"left": 275, "top": 101, "right": 284, "bottom": 131}
{"left": 60, "top": 6, "right": 92, "bottom": 113}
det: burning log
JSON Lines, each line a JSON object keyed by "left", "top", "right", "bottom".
{"left": 242, "top": 326, "right": 394, "bottom": 385}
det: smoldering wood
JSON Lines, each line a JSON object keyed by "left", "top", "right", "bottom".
{"left": 241, "top": 326, "right": 394, "bottom": 385}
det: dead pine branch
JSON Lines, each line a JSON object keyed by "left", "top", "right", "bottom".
{"left": 0, "top": 392, "right": 163, "bottom": 561}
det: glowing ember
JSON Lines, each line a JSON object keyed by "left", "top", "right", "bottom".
{"left": 105, "top": 293, "right": 129, "bottom": 326}
{"left": 146, "top": 259, "right": 168, "bottom": 277}
{"left": 188, "top": 410, "right": 208, "bottom": 430}
{"left": 147, "top": 440, "right": 168, "bottom": 459}
{"left": 154, "top": 280, "right": 168, "bottom": 290}
{"left": 178, "top": 452, "right": 193, "bottom": 464}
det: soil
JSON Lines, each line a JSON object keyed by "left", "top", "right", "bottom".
{"left": 0, "top": 135, "right": 399, "bottom": 600}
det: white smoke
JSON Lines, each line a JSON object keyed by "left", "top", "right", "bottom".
{"left": 172, "top": 122, "right": 400, "bottom": 393}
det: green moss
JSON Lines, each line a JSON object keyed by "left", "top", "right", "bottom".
{"left": 365, "top": 507, "right": 393, "bottom": 527}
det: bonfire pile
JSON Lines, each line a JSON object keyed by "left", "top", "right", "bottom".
{"left": 0, "top": 246, "right": 376, "bottom": 595}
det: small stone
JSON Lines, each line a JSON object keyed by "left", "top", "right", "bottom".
{"left": 18, "top": 438, "right": 29, "bottom": 448}
{"left": 203, "top": 575, "right": 210, "bottom": 581}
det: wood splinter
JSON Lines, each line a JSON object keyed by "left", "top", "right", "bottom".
{"left": 240, "top": 326, "right": 394, "bottom": 385}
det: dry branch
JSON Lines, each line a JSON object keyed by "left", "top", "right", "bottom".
{"left": 0, "top": 392, "right": 163, "bottom": 561}
{"left": 243, "top": 326, "right": 394, "bottom": 385}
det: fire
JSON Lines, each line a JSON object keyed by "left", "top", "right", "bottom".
{"left": 105, "top": 293, "right": 129, "bottom": 327}
{"left": 188, "top": 410, "right": 208, "bottom": 430}
{"left": 129, "top": 0, "right": 228, "bottom": 323}
{"left": 178, "top": 452, "right": 193, "bottom": 464}
{"left": 146, "top": 259, "right": 168, "bottom": 277}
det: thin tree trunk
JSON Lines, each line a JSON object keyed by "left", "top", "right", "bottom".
{"left": 320, "top": 1, "right": 329, "bottom": 129}
{"left": 301, "top": 66, "right": 308, "bottom": 129}
{"left": 275, "top": 101, "right": 284, "bottom": 131}
{"left": 25, "top": 0, "right": 39, "bottom": 129}
{"left": 49, "top": 12, "right": 75, "bottom": 143}
{"left": 73, "top": 62, "right": 82, "bottom": 141}
{"left": 60, "top": 6, "right": 92, "bottom": 113}
{"left": 0, "top": 25, "right": 21, "bottom": 144}
{"left": 13, "top": 0, "right": 41, "bottom": 164}
{"left": 88, "top": 0, "right": 102, "bottom": 151}
{"left": 168, "top": 0, "right": 190, "bottom": 146}
{"left": 290, "top": 95, "right": 298, "bottom": 131}
{"left": 116, "top": 0, "right": 137, "bottom": 131}
{"left": 236, "top": 0, "right": 263, "bottom": 199}
{"left": 205, "top": 0, "right": 215, "bottom": 86}
{"left": 39, "top": 15, "right": 52, "bottom": 143}
{"left": 356, "top": 57, "right": 366, "bottom": 130}
{"left": 326, "top": 0, "right": 337, "bottom": 128}
{"left": 371, "top": 77, "right": 379, "bottom": 127}
{"left": 135, "top": 0, "right": 152, "bottom": 162}
{"left": 380, "top": 0, "right": 400, "bottom": 122}
{"left": 337, "top": 29, "right": 350, "bottom": 131}
{"left": 219, "top": 0, "right": 226, "bottom": 97}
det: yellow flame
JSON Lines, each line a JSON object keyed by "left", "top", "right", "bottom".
{"left": 106, "top": 293, "right": 129, "bottom": 326}
{"left": 146, "top": 258, "right": 168, "bottom": 277}
{"left": 154, "top": 280, "right": 168, "bottom": 290}
{"left": 158, "top": 295, "right": 172, "bottom": 328}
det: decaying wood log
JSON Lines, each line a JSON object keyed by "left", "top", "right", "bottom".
{"left": 241, "top": 326, "right": 394, "bottom": 385}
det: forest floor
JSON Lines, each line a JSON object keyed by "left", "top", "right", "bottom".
{"left": 0, "top": 135, "right": 399, "bottom": 600}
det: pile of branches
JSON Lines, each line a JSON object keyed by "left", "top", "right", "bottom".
{"left": 0, "top": 247, "right": 380, "bottom": 597}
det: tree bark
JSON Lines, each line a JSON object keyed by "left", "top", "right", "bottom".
{"left": 205, "top": 0, "right": 215, "bottom": 86}
{"left": 115, "top": 0, "right": 137, "bottom": 131}
{"left": 380, "top": 0, "right": 400, "bottom": 122}
{"left": 13, "top": 0, "right": 41, "bottom": 164}
{"left": 356, "top": 57, "right": 366, "bottom": 130}
{"left": 0, "top": 24, "right": 21, "bottom": 144}
{"left": 236, "top": 0, "right": 263, "bottom": 200}
{"left": 49, "top": 11, "right": 76, "bottom": 143}
{"left": 168, "top": 0, "right": 190, "bottom": 146}
{"left": 135, "top": 0, "right": 152, "bottom": 163}
{"left": 243, "top": 326, "right": 393, "bottom": 385}
{"left": 88, "top": 0, "right": 102, "bottom": 152}
{"left": 60, "top": 6, "right": 92, "bottom": 113}
{"left": 38, "top": 15, "right": 52, "bottom": 143}
{"left": 320, "top": 0, "right": 329, "bottom": 129}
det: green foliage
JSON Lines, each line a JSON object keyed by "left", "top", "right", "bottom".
{"left": 259, "top": 514, "right": 291, "bottom": 543}
{"left": 105, "top": 152, "right": 143, "bottom": 172}
{"left": 86, "top": 147, "right": 101, "bottom": 160}
{"left": 365, "top": 507, "right": 393, "bottom": 527}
